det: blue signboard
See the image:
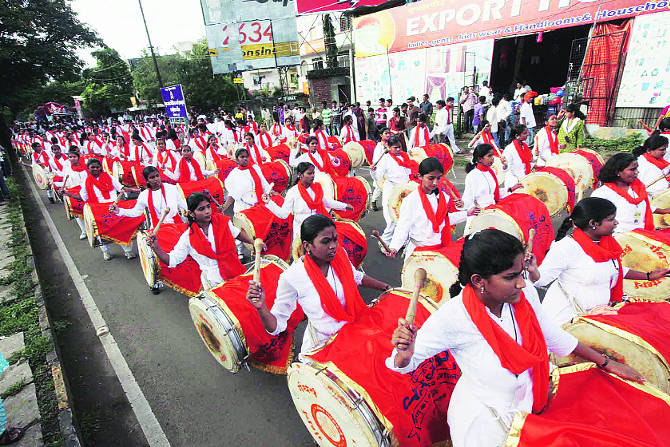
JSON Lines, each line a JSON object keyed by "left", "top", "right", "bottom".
{"left": 160, "top": 85, "right": 188, "bottom": 120}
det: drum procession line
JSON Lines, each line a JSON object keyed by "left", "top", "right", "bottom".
{"left": 23, "top": 167, "right": 172, "bottom": 447}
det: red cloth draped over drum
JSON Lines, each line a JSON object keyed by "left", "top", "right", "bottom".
{"left": 327, "top": 136, "right": 342, "bottom": 149}
{"left": 307, "top": 292, "right": 461, "bottom": 447}
{"left": 571, "top": 149, "right": 603, "bottom": 188}
{"left": 155, "top": 223, "right": 203, "bottom": 296}
{"left": 266, "top": 144, "right": 290, "bottom": 163}
{"left": 178, "top": 177, "right": 225, "bottom": 206}
{"left": 240, "top": 196, "right": 293, "bottom": 261}
{"left": 327, "top": 148, "right": 352, "bottom": 177}
{"left": 88, "top": 201, "right": 145, "bottom": 245}
{"left": 536, "top": 166, "right": 576, "bottom": 213}
{"left": 508, "top": 365, "right": 670, "bottom": 446}
{"left": 359, "top": 140, "right": 377, "bottom": 165}
{"left": 65, "top": 186, "right": 84, "bottom": 217}
{"left": 332, "top": 176, "right": 368, "bottom": 221}
{"left": 334, "top": 220, "right": 367, "bottom": 269}
{"left": 214, "top": 157, "right": 238, "bottom": 183}
{"left": 260, "top": 161, "right": 291, "bottom": 194}
{"left": 209, "top": 259, "right": 305, "bottom": 374}
{"left": 420, "top": 144, "right": 454, "bottom": 172}
{"left": 118, "top": 161, "right": 140, "bottom": 187}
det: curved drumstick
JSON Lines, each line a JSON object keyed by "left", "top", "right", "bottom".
{"left": 262, "top": 183, "right": 275, "bottom": 203}
{"left": 371, "top": 230, "right": 391, "bottom": 253}
{"left": 638, "top": 119, "right": 653, "bottom": 135}
{"left": 202, "top": 188, "right": 222, "bottom": 208}
{"left": 151, "top": 207, "right": 171, "bottom": 236}
{"left": 526, "top": 228, "right": 536, "bottom": 254}
{"left": 405, "top": 268, "right": 427, "bottom": 326}
{"left": 370, "top": 147, "right": 389, "bottom": 169}
{"left": 646, "top": 173, "right": 670, "bottom": 189}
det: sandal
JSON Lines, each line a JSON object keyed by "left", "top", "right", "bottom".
{"left": 0, "top": 427, "right": 25, "bottom": 445}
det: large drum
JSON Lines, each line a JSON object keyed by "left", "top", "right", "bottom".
{"left": 555, "top": 301, "right": 670, "bottom": 394}
{"left": 314, "top": 171, "right": 336, "bottom": 201}
{"left": 571, "top": 148, "right": 604, "bottom": 188}
{"left": 213, "top": 157, "right": 238, "bottom": 183}
{"left": 401, "top": 239, "right": 464, "bottom": 305}
{"left": 359, "top": 140, "right": 377, "bottom": 165}
{"left": 82, "top": 201, "right": 145, "bottom": 247}
{"left": 63, "top": 186, "right": 84, "bottom": 220}
{"left": 292, "top": 218, "right": 367, "bottom": 269}
{"left": 652, "top": 189, "right": 670, "bottom": 229}
{"left": 260, "top": 159, "right": 292, "bottom": 194}
{"left": 136, "top": 224, "right": 203, "bottom": 297}
{"left": 233, "top": 196, "right": 292, "bottom": 261}
{"left": 386, "top": 181, "right": 418, "bottom": 223}
{"left": 466, "top": 193, "right": 554, "bottom": 264}
{"left": 177, "top": 177, "right": 225, "bottom": 205}
{"left": 188, "top": 255, "right": 304, "bottom": 374}
{"left": 614, "top": 230, "right": 670, "bottom": 300}
{"left": 130, "top": 164, "right": 150, "bottom": 188}
{"left": 288, "top": 289, "right": 460, "bottom": 447}
{"left": 516, "top": 166, "right": 575, "bottom": 216}
{"left": 266, "top": 143, "right": 291, "bottom": 163}
{"left": 341, "top": 141, "right": 366, "bottom": 168}
{"left": 114, "top": 160, "right": 139, "bottom": 187}
{"left": 409, "top": 143, "right": 454, "bottom": 172}
{"left": 326, "top": 135, "right": 342, "bottom": 150}
{"left": 32, "top": 164, "right": 52, "bottom": 190}
{"left": 327, "top": 148, "right": 352, "bottom": 177}
{"left": 332, "top": 175, "right": 371, "bottom": 222}
{"left": 545, "top": 151, "right": 595, "bottom": 192}
{"left": 102, "top": 156, "right": 116, "bottom": 175}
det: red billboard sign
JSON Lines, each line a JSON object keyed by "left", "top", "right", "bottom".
{"left": 296, "top": 0, "right": 390, "bottom": 15}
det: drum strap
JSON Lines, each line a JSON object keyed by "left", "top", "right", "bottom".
{"left": 557, "top": 280, "right": 585, "bottom": 315}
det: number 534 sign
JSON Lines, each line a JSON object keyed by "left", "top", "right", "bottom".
{"left": 207, "top": 19, "right": 299, "bottom": 62}
{"left": 217, "top": 20, "right": 273, "bottom": 47}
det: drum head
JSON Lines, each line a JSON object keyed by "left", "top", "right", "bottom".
{"left": 401, "top": 249, "right": 459, "bottom": 305}
{"left": 314, "top": 172, "right": 336, "bottom": 201}
{"left": 387, "top": 181, "right": 417, "bottom": 223}
{"left": 136, "top": 231, "right": 158, "bottom": 287}
{"left": 83, "top": 204, "right": 98, "bottom": 247}
{"left": 112, "top": 161, "right": 122, "bottom": 183}
{"left": 32, "top": 165, "right": 50, "bottom": 190}
{"left": 232, "top": 212, "right": 256, "bottom": 252}
{"left": 287, "top": 362, "right": 386, "bottom": 447}
{"left": 64, "top": 195, "right": 74, "bottom": 220}
{"left": 556, "top": 319, "right": 670, "bottom": 394}
{"left": 492, "top": 156, "right": 504, "bottom": 179}
{"left": 188, "top": 296, "right": 247, "bottom": 373}
{"left": 545, "top": 153, "right": 593, "bottom": 192}
{"left": 342, "top": 141, "right": 365, "bottom": 168}
{"left": 652, "top": 190, "right": 670, "bottom": 228}
{"left": 408, "top": 146, "right": 428, "bottom": 165}
{"left": 517, "top": 172, "right": 568, "bottom": 216}
{"left": 614, "top": 232, "right": 670, "bottom": 301}
{"left": 466, "top": 208, "right": 525, "bottom": 242}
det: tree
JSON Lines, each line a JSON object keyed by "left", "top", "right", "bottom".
{"left": 81, "top": 48, "right": 134, "bottom": 117}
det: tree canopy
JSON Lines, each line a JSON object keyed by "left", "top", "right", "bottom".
{"left": 81, "top": 48, "right": 134, "bottom": 116}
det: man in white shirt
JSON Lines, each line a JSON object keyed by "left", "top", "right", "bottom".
{"left": 519, "top": 93, "right": 537, "bottom": 146}
{"left": 479, "top": 81, "right": 491, "bottom": 103}
{"left": 431, "top": 98, "right": 460, "bottom": 153}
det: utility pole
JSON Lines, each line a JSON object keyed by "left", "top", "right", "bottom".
{"left": 138, "top": 0, "right": 164, "bottom": 88}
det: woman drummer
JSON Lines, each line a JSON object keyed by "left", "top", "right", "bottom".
{"left": 148, "top": 192, "right": 256, "bottom": 290}
{"left": 534, "top": 114, "right": 559, "bottom": 167}
{"left": 222, "top": 148, "right": 278, "bottom": 214}
{"left": 591, "top": 152, "right": 670, "bottom": 233}
{"left": 388, "top": 228, "right": 644, "bottom": 447}
{"left": 387, "top": 157, "right": 472, "bottom": 260}
{"left": 289, "top": 136, "right": 334, "bottom": 175}
{"left": 247, "top": 214, "right": 390, "bottom": 357}
{"left": 532, "top": 197, "right": 670, "bottom": 325}
{"left": 633, "top": 134, "right": 669, "bottom": 198}
{"left": 244, "top": 132, "right": 269, "bottom": 165}
{"left": 462, "top": 144, "right": 520, "bottom": 213}
{"left": 501, "top": 124, "right": 533, "bottom": 188}
{"left": 273, "top": 162, "right": 352, "bottom": 240}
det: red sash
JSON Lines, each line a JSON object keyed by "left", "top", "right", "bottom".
{"left": 33, "top": 151, "right": 49, "bottom": 167}
{"left": 246, "top": 143, "right": 264, "bottom": 165}
{"left": 85, "top": 172, "right": 115, "bottom": 203}
{"left": 308, "top": 150, "right": 334, "bottom": 174}
{"left": 344, "top": 124, "right": 357, "bottom": 143}
{"left": 544, "top": 126, "right": 559, "bottom": 155}
{"left": 417, "top": 185, "right": 450, "bottom": 247}
{"left": 302, "top": 248, "right": 367, "bottom": 323}
{"left": 413, "top": 125, "right": 429, "bottom": 147}
{"left": 133, "top": 143, "right": 149, "bottom": 162}
{"left": 476, "top": 164, "right": 500, "bottom": 202}
{"left": 194, "top": 136, "right": 207, "bottom": 152}
{"left": 52, "top": 155, "right": 66, "bottom": 172}
{"left": 147, "top": 185, "right": 167, "bottom": 226}
{"left": 604, "top": 180, "right": 654, "bottom": 231}
{"left": 513, "top": 139, "right": 532, "bottom": 175}
{"left": 188, "top": 213, "right": 246, "bottom": 281}
{"left": 258, "top": 132, "right": 272, "bottom": 149}
{"left": 156, "top": 150, "right": 177, "bottom": 170}
{"left": 316, "top": 130, "right": 329, "bottom": 149}
{"left": 642, "top": 152, "right": 670, "bottom": 170}
{"left": 177, "top": 157, "right": 205, "bottom": 183}
{"left": 462, "top": 285, "right": 550, "bottom": 414}
{"left": 298, "top": 182, "right": 328, "bottom": 216}
{"left": 572, "top": 228, "right": 623, "bottom": 303}
{"left": 206, "top": 145, "right": 221, "bottom": 163}
{"left": 70, "top": 163, "right": 86, "bottom": 173}
{"left": 389, "top": 151, "right": 413, "bottom": 169}
{"left": 238, "top": 165, "right": 265, "bottom": 204}
{"left": 272, "top": 123, "right": 282, "bottom": 137}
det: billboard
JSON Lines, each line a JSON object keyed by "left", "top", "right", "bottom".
{"left": 296, "top": 0, "right": 390, "bottom": 15}
{"left": 353, "top": 0, "right": 670, "bottom": 57}
{"left": 201, "top": 0, "right": 300, "bottom": 74}
{"left": 160, "top": 85, "right": 188, "bottom": 120}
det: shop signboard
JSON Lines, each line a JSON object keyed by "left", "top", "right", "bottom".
{"left": 296, "top": 0, "right": 390, "bottom": 15}
{"left": 201, "top": 0, "right": 300, "bottom": 74}
{"left": 160, "top": 85, "right": 188, "bottom": 120}
{"left": 353, "top": 0, "right": 670, "bottom": 57}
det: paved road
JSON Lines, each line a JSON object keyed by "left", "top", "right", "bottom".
{"left": 22, "top": 163, "right": 469, "bottom": 447}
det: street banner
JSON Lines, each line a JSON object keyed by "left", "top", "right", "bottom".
{"left": 160, "top": 85, "right": 188, "bottom": 120}
{"left": 353, "top": 0, "right": 670, "bottom": 57}
{"left": 296, "top": 0, "right": 390, "bottom": 15}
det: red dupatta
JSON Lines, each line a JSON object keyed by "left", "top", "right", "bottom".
{"left": 177, "top": 157, "right": 205, "bottom": 183}
{"left": 84, "top": 171, "right": 115, "bottom": 203}
{"left": 572, "top": 228, "right": 623, "bottom": 303}
{"left": 513, "top": 139, "right": 532, "bottom": 175}
{"left": 389, "top": 151, "right": 413, "bottom": 169}
{"left": 544, "top": 126, "right": 559, "bottom": 155}
{"left": 147, "top": 185, "right": 167, "bottom": 226}
{"left": 462, "top": 284, "right": 550, "bottom": 414}
{"left": 476, "top": 164, "right": 501, "bottom": 202}
{"left": 188, "top": 213, "right": 246, "bottom": 281}
{"left": 417, "top": 184, "right": 450, "bottom": 246}
{"left": 238, "top": 164, "right": 265, "bottom": 204}
{"left": 642, "top": 152, "right": 670, "bottom": 170}
{"left": 298, "top": 182, "right": 328, "bottom": 216}
{"left": 413, "top": 124, "right": 430, "bottom": 148}
{"left": 604, "top": 180, "right": 654, "bottom": 231}
{"left": 246, "top": 142, "right": 264, "bottom": 165}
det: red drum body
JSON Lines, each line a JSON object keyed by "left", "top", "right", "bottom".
{"left": 102, "top": 156, "right": 117, "bottom": 175}
{"left": 117, "top": 160, "right": 139, "bottom": 186}
{"left": 266, "top": 143, "right": 291, "bottom": 163}
{"left": 341, "top": 141, "right": 366, "bottom": 168}
{"left": 214, "top": 157, "right": 238, "bottom": 183}
{"left": 63, "top": 186, "right": 84, "bottom": 220}
{"left": 260, "top": 160, "right": 292, "bottom": 194}
{"left": 84, "top": 201, "right": 145, "bottom": 246}
{"left": 234, "top": 196, "right": 293, "bottom": 261}
{"left": 571, "top": 148, "right": 604, "bottom": 188}
{"left": 289, "top": 290, "right": 461, "bottom": 447}
{"left": 332, "top": 176, "right": 371, "bottom": 221}
{"left": 292, "top": 219, "right": 367, "bottom": 269}
{"left": 149, "top": 223, "right": 202, "bottom": 296}
{"left": 409, "top": 143, "right": 454, "bottom": 172}
{"left": 359, "top": 140, "right": 378, "bottom": 165}
{"left": 328, "top": 148, "right": 352, "bottom": 177}
{"left": 131, "top": 164, "right": 150, "bottom": 188}
{"left": 177, "top": 177, "right": 225, "bottom": 205}
{"left": 466, "top": 193, "right": 554, "bottom": 264}
{"left": 327, "top": 135, "right": 342, "bottom": 149}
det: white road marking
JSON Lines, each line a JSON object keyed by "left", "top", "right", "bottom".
{"left": 24, "top": 168, "right": 171, "bottom": 447}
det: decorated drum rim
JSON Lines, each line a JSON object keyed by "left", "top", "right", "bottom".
{"left": 136, "top": 231, "right": 159, "bottom": 287}
{"left": 517, "top": 171, "right": 568, "bottom": 216}
{"left": 467, "top": 208, "right": 526, "bottom": 244}
{"left": 82, "top": 203, "right": 99, "bottom": 247}
{"left": 400, "top": 250, "right": 458, "bottom": 306}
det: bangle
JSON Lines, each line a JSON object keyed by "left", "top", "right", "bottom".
{"left": 598, "top": 354, "right": 610, "bottom": 369}
{"left": 647, "top": 271, "right": 651, "bottom": 281}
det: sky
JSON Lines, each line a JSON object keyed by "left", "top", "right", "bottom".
{"left": 71, "top": 0, "right": 206, "bottom": 66}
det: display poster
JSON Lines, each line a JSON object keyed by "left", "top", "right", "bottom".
{"left": 353, "top": 0, "right": 670, "bottom": 57}
{"left": 616, "top": 10, "right": 670, "bottom": 107}
{"left": 296, "top": 0, "right": 390, "bottom": 15}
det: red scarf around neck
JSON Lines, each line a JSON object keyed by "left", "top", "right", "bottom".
{"left": 188, "top": 213, "right": 246, "bottom": 281}
{"left": 512, "top": 139, "right": 532, "bottom": 175}
{"left": 147, "top": 185, "right": 167, "bottom": 226}
{"left": 206, "top": 145, "right": 222, "bottom": 163}
{"left": 177, "top": 157, "right": 204, "bottom": 183}
{"left": 33, "top": 151, "right": 49, "bottom": 166}
{"left": 70, "top": 163, "right": 86, "bottom": 173}
{"left": 52, "top": 154, "right": 66, "bottom": 171}
{"left": 85, "top": 171, "right": 115, "bottom": 203}
{"left": 462, "top": 284, "right": 549, "bottom": 414}
{"left": 316, "top": 130, "right": 329, "bottom": 149}
{"left": 545, "top": 126, "right": 559, "bottom": 155}
{"left": 642, "top": 152, "right": 670, "bottom": 171}
{"left": 417, "top": 184, "right": 450, "bottom": 247}
{"left": 344, "top": 124, "right": 356, "bottom": 143}
{"left": 389, "top": 151, "right": 413, "bottom": 170}
{"left": 157, "top": 150, "right": 177, "bottom": 170}
{"left": 258, "top": 132, "right": 272, "bottom": 149}
{"left": 238, "top": 164, "right": 265, "bottom": 204}
{"left": 572, "top": 228, "right": 623, "bottom": 303}
{"left": 246, "top": 142, "right": 264, "bottom": 165}
{"left": 476, "top": 164, "right": 501, "bottom": 202}
{"left": 133, "top": 143, "right": 148, "bottom": 162}
{"left": 298, "top": 182, "right": 328, "bottom": 216}
{"left": 272, "top": 123, "right": 282, "bottom": 137}
{"left": 302, "top": 247, "right": 367, "bottom": 323}
{"left": 604, "top": 179, "right": 654, "bottom": 231}
{"left": 413, "top": 125, "right": 429, "bottom": 148}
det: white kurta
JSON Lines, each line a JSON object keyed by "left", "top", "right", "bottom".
{"left": 534, "top": 127, "right": 557, "bottom": 167}
{"left": 310, "top": 130, "right": 332, "bottom": 150}
{"left": 502, "top": 143, "right": 530, "bottom": 188}
{"left": 390, "top": 189, "right": 467, "bottom": 259}
{"left": 372, "top": 153, "right": 412, "bottom": 244}
{"left": 408, "top": 126, "right": 430, "bottom": 149}
{"left": 79, "top": 175, "right": 124, "bottom": 203}
{"left": 590, "top": 184, "right": 648, "bottom": 233}
{"left": 151, "top": 151, "right": 180, "bottom": 173}
{"left": 274, "top": 184, "right": 348, "bottom": 238}
{"left": 164, "top": 158, "right": 215, "bottom": 182}
{"left": 168, "top": 221, "right": 240, "bottom": 285}
{"left": 117, "top": 183, "right": 187, "bottom": 225}
{"left": 224, "top": 165, "right": 272, "bottom": 213}
{"left": 462, "top": 168, "right": 508, "bottom": 211}
{"left": 289, "top": 150, "right": 332, "bottom": 174}
{"left": 245, "top": 144, "right": 270, "bottom": 165}
{"left": 535, "top": 236, "right": 629, "bottom": 325}
{"left": 269, "top": 256, "right": 365, "bottom": 356}
{"left": 126, "top": 144, "right": 153, "bottom": 164}
{"left": 637, "top": 155, "right": 670, "bottom": 198}
{"left": 386, "top": 285, "right": 578, "bottom": 447}
{"left": 48, "top": 156, "right": 69, "bottom": 176}
{"left": 60, "top": 166, "right": 88, "bottom": 188}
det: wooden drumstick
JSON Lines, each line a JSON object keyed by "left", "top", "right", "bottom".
{"left": 576, "top": 184, "right": 585, "bottom": 202}
{"left": 638, "top": 119, "right": 653, "bottom": 134}
{"left": 526, "top": 228, "right": 536, "bottom": 254}
{"left": 646, "top": 173, "right": 670, "bottom": 189}
{"left": 405, "top": 268, "right": 427, "bottom": 326}
{"left": 202, "top": 188, "right": 223, "bottom": 208}
{"left": 151, "top": 207, "right": 171, "bottom": 236}
{"left": 371, "top": 230, "right": 392, "bottom": 254}
{"left": 252, "top": 238, "right": 264, "bottom": 283}
{"left": 468, "top": 129, "right": 485, "bottom": 148}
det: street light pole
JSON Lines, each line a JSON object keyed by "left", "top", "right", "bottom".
{"left": 138, "top": 0, "right": 164, "bottom": 88}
